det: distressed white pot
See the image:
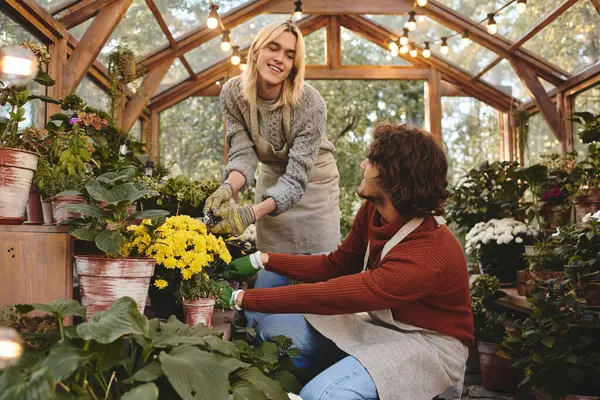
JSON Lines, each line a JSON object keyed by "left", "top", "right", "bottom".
{"left": 41, "top": 199, "right": 54, "bottom": 225}
{"left": 0, "top": 148, "right": 38, "bottom": 222}
{"left": 183, "top": 298, "right": 215, "bottom": 327}
{"left": 52, "top": 196, "right": 86, "bottom": 224}
{"left": 75, "top": 256, "right": 155, "bottom": 320}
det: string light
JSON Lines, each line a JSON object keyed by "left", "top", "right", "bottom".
{"left": 461, "top": 30, "right": 470, "bottom": 46}
{"left": 0, "top": 328, "right": 23, "bottom": 370}
{"left": 409, "top": 44, "right": 418, "bottom": 57}
{"left": 207, "top": 4, "right": 219, "bottom": 29}
{"left": 0, "top": 47, "right": 38, "bottom": 86}
{"left": 400, "top": 44, "right": 409, "bottom": 54}
{"left": 388, "top": 40, "right": 399, "bottom": 54}
{"left": 440, "top": 37, "right": 449, "bottom": 55}
{"left": 215, "top": 80, "right": 221, "bottom": 86}
{"left": 417, "top": 0, "right": 428, "bottom": 6}
{"left": 231, "top": 46, "right": 241, "bottom": 65}
{"left": 487, "top": 13, "right": 498, "bottom": 34}
{"left": 406, "top": 12, "right": 417, "bottom": 31}
{"left": 240, "top": 55, "right": 248, "bottom": 71}
{"left": 516, "top": 0, "right": 527, "bottom": 13}
{"left": 400, "top": 28, "right": 409, "bottom": 46}
{"left": 293, "top": 0, "right": 303, "bottom": 20}
{"left": 220, "top": 30, "right": 232, "bottom": 52}
{"left": 422, "top": 42, "right": 431, "bottom": 58}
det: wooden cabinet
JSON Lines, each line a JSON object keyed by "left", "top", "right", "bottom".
{"left": 0, "top": 225, "right": 73, "bottom": 308}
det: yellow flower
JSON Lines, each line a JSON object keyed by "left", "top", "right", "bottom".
{"left": 181, "top": 268, "right": 194, "bottom": 280}
{"left": 154, "top": 279, "right": 168, "bottom": 289}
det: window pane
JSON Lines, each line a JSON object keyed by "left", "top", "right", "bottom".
{"left": 36, "top": 0, "right": 78, "bottom": 12}
{"left": 573, "top": 84, "right": 600, "bottom": 159}
{"left": 481, "top": 58, "right": 528, "bottom": 101}
{"left": 229, "top": 14, "right": 288, "bottom": 50}
{"left": 523, "top": 113, "right": 561, "bottom": 165}
{"left": 341, "top": 27, "right": 410, "bottom": 66}
{"left": 69, "top": 18, "right": 92, "bottom": 41}
{"left": 523, "top": 1, "right": 600, "bottom": 74}
{"left": 130, "top": 119, "right": 142, "bottom": 140}
{"left": 76, "top": 75, "right": 110, "bottom": 112}
{"left": 305, "top": 26, "right": 326, "bottom": 65}
{"left": 155, "top": 58, "right": 190, "bottom": 95}
{"left": 160, "top": 96, "right": 223, "bottom": 180}
{"left": 441, "top": 97, "right": 499, "bottom": 185}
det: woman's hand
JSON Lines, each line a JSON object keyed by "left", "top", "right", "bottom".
{"left": 209, "top": 204, "right": 255, "bottom": 236}
{"left": 203, "top": 183, "right": 233, "bottom": 214}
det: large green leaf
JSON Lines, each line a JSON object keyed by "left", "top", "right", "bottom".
{"left": 64, "top": 204, "right": 107, "bottom": 218}
{"left": 85, "top": 180, "right": 119, "bottom": 204}
{"left": 121, "top": 382, "right": 159, "bottom": 400}
{"left": 95, "top": 230, "right": 124, "bottom": 256}
{"left": 0, "top": 366, "right": 55, "bottom": 400}
{"left": 126, "top": 189, "right": 159, "bottom": 204}
{"left": 273, "top": 371, "right": 301, "bottom": 395}
{"left": 132, "top": 210, "right": 170, "bottom": 220}
{"left": 254, "top": 342, "right": 279, "bottom": 364}
{"left": 204, "top": 335, "right": 240, "bottom": 358}
{"left": 127, "top": 361, "right": 163, "bottom": 383}
{"left": 90, "top": 337, "right": 126, "bottom": 370}
{"left": 33, "top": 71, "right": 55, "bottom": 86}
{"left": 236, "top": 367, "right": 288, "bottom": 400}
{"left": 159, "top": 346, "right": 248, "bottom": 400}
{"left": 97, "top": 168, "right": 136, "bottom": 185}
{"left": 76, "top": 297, "right": 149, "bottom": 344}
{"left": 27, "top": 94, "right": 61, "bottom": 104}
{"left": 29, "top": 299, "right": 86, "bottom": 319}
{"left": 541, "top": 336, "right": 555, "bottom": 348}
{"left": 44, "top": 347, "right": 92, "bottom": 381}
{"left": 568, "top": 366, "right": 586, "bottom": 384}
{"left": 69, "top": 228, "right": 99, "bottom": 242}
{"left": 231, "top": 380, "right": 267, "bottom": 400}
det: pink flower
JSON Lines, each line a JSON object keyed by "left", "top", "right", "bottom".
{"left": 69, "top": 117, "right": 82, "bottom": 126}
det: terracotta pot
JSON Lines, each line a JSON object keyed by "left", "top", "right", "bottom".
{"left": 532, "top": 386, "right": 556, "bottom": 400}
{"left": 75, "top": 255, "right": 155, "bottom": 320}
{"left": 52, "top": 196, "right": 86, "bottom": 224}
{"left": 541, "top": 202, "right": 572, "bottom": 229}
{"left": 41, "top": 199, "right": 54, "bottom": 225}
{"left": 477, "top": 341, "right": 518, "bottom": 393}
{"left": 517, "top": 270, "right": 566, "bottom": 296}
{"left": 26, "top": 185, "right": 43, "bottom": 224}
{"left": 573, "top": 190, "right": 600, "bottom": 223}
{"left": 565, "top": 394, "right": 600, "bottom": 399}
{"left": 465, "top": 346, "right": 480, "bottom": 373}
{"left": 0, "top": 147, "right": 39, "bottom": 223}
{"left": 182, "top": 298, "right": 215, "bottom": 327}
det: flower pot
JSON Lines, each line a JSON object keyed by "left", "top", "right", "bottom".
{"left": 465, "top": 346, "right": 480, "bottom": 373}
{"left": 565, "top": 394, "right": 600, "bottom": 400}
{"left": 41, "top": 199, "right": 54, "bottom": 225}
{"left": 541, "top": 201, "right": 572, "bottom": 229}
{"left": 517, "top": 269, "right": 566, "bottom": 296}
{"left": 75, "top": 256, "right": 155, "bottom": 320}
{"left": 477, "top": 341, "right": 518, "bottom": 393}
{"left": 565, "top": 266, "right": 599, "bottom": 284}
{"left": 26, "top": 185, "right": 43, "bottom": 225}
{"left": 532, "top": 386, "right": 556, "bottom": 400}
{"left": 478, "top": 242, "right": 528, "bottom": 286}
{"left": 0, "top": 147, "right": 39, "bottom": 224}
{"left": 573, "top": 190, "right": 600, "bottom": 223}
{"left": 52, "top": 196, "right": 86, "bottom": 224}
{"left": 182, "top": 298, "right": 215, "bottom": 327}
{"left": 582, "top": 282, "right": 600, "bottom": 308}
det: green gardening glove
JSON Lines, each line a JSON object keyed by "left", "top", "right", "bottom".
{"left": 203, "top": 183, "right": 233, "bottom": 214}
{"left": 223, "top": 252, "right": 263, "bottom": 279}
{"left": 209, "top": 204, "right": 255, "bottom": 236}
{"left": 212, "top": 281, "right": 234, "bottom": 308}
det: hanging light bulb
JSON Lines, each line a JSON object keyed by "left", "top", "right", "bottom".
{"left": 388, "top": 39, "right": 399, "bottom": 53}
{"left": 145, "top": 161, "right": 154, "bottom": 177}
{"left": 215, "top": 80, "right": 221, "bottom": 86}
{"left": 231, "top": 46, "right": 241, "bottom": 65}
{"left": 220, "top": 30, "right": 232, "bottom": 52}
{"left": 406, "top": 12, "right": 417, "bottom": 31}
{"left": 516, "top": 0, "right": 527, "bottom": 13}
{"left": 440, "top": 37, "right": 449, "bottom": 55}
{"left": 119, "top": 138, "right": 130, "bottom": 156}
{"left": 417, "top": 0, "right": 428, "bottom": 6}
{"left": 400, "top": 28, "right": 409, "bottom": 46}
{"left": 461, "top": 30, "right": 470, "bottom": 46}
{"left": 293, "top": 0, "right": 303, "bottom": 20}
{"left": 487, "top": 13, "right": 497, "bottom": 34}
{"left": 422, "top": 41, "right": 431, "bottom": 58}
{"left": 400, "top": 44, "right": 409, "bottom": 54}
{"left": 409, "top": 44, "right": 418, "bottom": 57}
{"left": 240, "top": 55, "right": 248, "bottom": 71}
{"left": 207, "top": 4, "right": 219, "bottom": 29}
{"left": 0, "top": 328, "right": 23, "bottom": 370}
{"left": 0, "top": 47, "right": 38, "bottom": 86}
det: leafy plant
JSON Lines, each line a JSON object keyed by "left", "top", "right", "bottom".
{"left": 470, "top": 274, "right": 507, "bottom": 344}
{"left": 547, "top": 216, "right": 600, "bottom": 278}
{"left": 571, "top": 111, "right": 600, "bottom": 145}
{"left": 107, "top": 43, "right": 137, "bottom": 126}
{"left": 149, "top": 175, "right": 220, "bottom": 218}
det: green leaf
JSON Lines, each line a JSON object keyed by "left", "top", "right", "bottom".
{"left": 127, "top": 361, "right": 163, "bottom": 383}
{"left": 126, "top": 189, "right": 159, "bottom": 204}
{"left": 568, "top": 366, "right": 586, "bottom": 384}
{"left": 0, "top": 366, "right": 55, "bottom": 400}
{"left": 29, "top": 299, "right": 86, "bottom": 319}
{"left": 76, "top": 297, "right": 148, "bottom": 344}
{"left": 273, "top": 370, "right": 301, "bottom": 394}
{"left": 85, "top": 180, "right": 118, "bottom": 204}
{"left": 231, "top": 380, "right": 267, "bottom": 400}
{"left": 541, "top": 336, "right": 556, "bottom": 348}
{"left": 69, "top": 228, "right": 99, "bottom": 242}
{"left": 565, "top": 354, "right": 578, "bottom": 363}
{"left": 95, "top": 230, "right": 124, "bottom": 256}
{"left": 204, "top": 335, "right": 240, "bottom": 358}
{"left": 121, "top": 382, "right": 159, "bottom": 400}
{"left": 33, "top": 71, "right": 55, "bottom": 86}
{"left": 159, "top": 345, "right": 248, "bottom": 400}
{"left": 64, "top": 204, "right": 107, "bottom": 218}
{"left": 44, "top": 347, "right": 91, "bottom": 381}
{"left": 236, "top": 367, "right": 288, "bottom": 400}
{"left": 254, "top": 342, "right": 279, "bottom": 364}
{"left": 132, "top": 209, "right": 170, "bottom": 220}
{"left": 27, "top": 94, "right": 61, "bottom": 104}
{"left": 532, "top": 353, "right": 546, "bottom": 364}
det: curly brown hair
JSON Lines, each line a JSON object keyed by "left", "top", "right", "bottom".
{"left": 368, "top": 123, "right": 450, "bottom": 216}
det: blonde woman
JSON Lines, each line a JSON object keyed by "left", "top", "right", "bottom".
{"left": 204, "top": 20, "right": 341, "bottom": 301}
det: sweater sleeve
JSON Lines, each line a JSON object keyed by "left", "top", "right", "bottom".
{"left": 242, "top": 250, "right": 441, "bottom": 315}
{"left": 221, "top": 79, "right": 258, "bottom": 189}
{"left": 262, "top": 85, "right": 327, "bottom": 215}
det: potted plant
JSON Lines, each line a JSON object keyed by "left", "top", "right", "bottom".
{"left": 470, "top": 274, "right": 518, "bottom": 392}
{"left": 570, "top": 112, "right": 600, "bottom": 222}
{"left": 143, "top": 175, "right": 220, "bottom": 218}
{"left": 179, "top": 272, "right": 229, "bottom": 327}
{"left": 465, "top": 218, "right": 537, "bottom": 284}
{"left": 499, "top": 279, "right": 600, "bottom": 400}
{"left": 517, "top": 239, "right": 566, "bottom": 295}
{"left": 537, "top": 153, "right": 578, "bottom": 229}
{"left": 124, "top": 215, "right": 232, "bottom": 321}
{"left": 62, "top": 167, "right": 169, "bottom": 319}
{"left": 107, "top": 42, "right": 137, "bottom": 126}
{"left": 0, "top": 42, "right": 60, "bottom": 224}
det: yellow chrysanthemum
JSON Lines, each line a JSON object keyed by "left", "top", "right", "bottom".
{"left": 154, "top": 279, "right": 168, "bottom": 289}
{"left": 181, "top": 268, "right": 194, "bottom": 280}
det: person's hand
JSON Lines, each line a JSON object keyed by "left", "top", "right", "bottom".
{"left": 211, "top": 281, "right": 243, "bottom": 309}
{"left": 203, "top": 183, "right": 233, "bottom": 214}
{"left": 209, "top": 204, "right": 255, "bottom": 236}
{"left": 223, "top": 252, "right": 263, "bottom": 279}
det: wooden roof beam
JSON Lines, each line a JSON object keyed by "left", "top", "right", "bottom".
{"left": 410, "top": 0, "right": 569, "bottom": 85}
{"left": 57, "top": 0, "right": 122, "bottom": 29}
{"left": 265, "top": 0, "right": 415, "bottom": 14}
{"left": 591, "top": 0, "right": 600, "bottom": 15}
{"left": 2, "top": 0, "right": 69, "bottom": 41}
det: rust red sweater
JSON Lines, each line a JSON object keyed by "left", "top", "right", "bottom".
{"left": 242, "top": 201, "right": 474, "bottom": 348}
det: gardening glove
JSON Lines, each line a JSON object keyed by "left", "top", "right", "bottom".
{"left": 203, "top": 183, "right": 233, "bottom": 214}
{"left": 212, "top": 281, "right": 244, "bottom": 310}
{"left": 209, "top": 204, "right": 256, "bottom": 236}
{"left": 223, "top": 251, "right": 264, "bottom": 279}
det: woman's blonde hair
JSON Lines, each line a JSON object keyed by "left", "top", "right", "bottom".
{"left": 241, "top": 20, "right": 305, "bottom": 108}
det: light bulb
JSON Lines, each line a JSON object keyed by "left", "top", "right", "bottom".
{"left": 0, "top": 328, "right": 23, "bottom": 370}
{"left": 400, "top": 29, "right": 409, "bottom": 46}
{"left": 461, "top": 31, "right": 470, "bottom": 46}
{"left": 388, "top": 40, "right": 399, "bottom": 52}
{"left": 207, "top": 4, "right": 219, "bottom": 29}
{"left": 423, "top": 42, "right": 431, "bottom": 58}
{"left": 391, "top": 48, "right": 399, "bottom": 57}
{"left": 487, "top": 13, "right": 497, "bottom": 34}
{"left": 215, "top": 80, "right": 221, "bottom": 86}
{"left": 220, "top": 31, "right": 231, "bottom": 52}
{"left": 0, "top": 47, "right": 38, "bottom": 86}
{"left": 240, "top": 62, "right": 248, "bottom": 71}
{"left": 417, "top": 0, "right": 427, "bottom": 6}
{"left": 145, "top": 161, "right": 154, "bottom": 177}
{"left": 400, "top": 45, "right": 409, "bottom": 54}
{"left": 409, "top": 45, "right": 417, "bottom": 57}
{"left": 516, "top": 0, "right": 526, "bottom": 13}
{"left": 231, "top": 46, "right": 241, "bottom": 66}
{"left": 407, "top": 12, "right": 417, "bottom": 31}
{"left": 440, "top": 37, "right": 449, "bottom": 55}
{"left": 293, "top": 0, "right": 303, "bottom": 20}
{"left": 293, "top": 10, "right": 303, "bottom": 20}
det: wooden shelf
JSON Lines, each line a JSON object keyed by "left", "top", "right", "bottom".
{"left": 495, "top": 288, "right": 533, "bottom": 314}
{"left": 0, "top": 225, "right": 70, "bottom": 233}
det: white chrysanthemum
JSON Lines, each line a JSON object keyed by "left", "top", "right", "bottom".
{"left": 288, "top": 393, "right": 303, "bottom": 400}
{"left": 592, "top": 210, "right": 600, "bottom": 221}
{"left": 515, "top": 237, "right": 523, "bottom": 243}
{"left": 582, "top": 213, "right": 592, "bottom": 223}
{"left": 464, "top": 217, "right": 533, "bottom": 254}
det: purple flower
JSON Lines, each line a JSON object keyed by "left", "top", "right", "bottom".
{"left": 69, "top": 117, "right": 82, "bottom": 126}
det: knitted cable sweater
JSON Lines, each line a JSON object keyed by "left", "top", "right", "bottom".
{"left": 221, "top": 76, "right": 335, "bottom": 215}
{"left": 242, "top": 201, "right": 475, "bottom": 348}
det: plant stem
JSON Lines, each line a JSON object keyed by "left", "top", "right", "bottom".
{"left": 58, "top": 317, "right": 65, "bottom": 340}
{"left": 85, "top": 379, "right": 99, "bottom": 400}
{"left": 104, "top": 371, "right": 117, "bottom": 400}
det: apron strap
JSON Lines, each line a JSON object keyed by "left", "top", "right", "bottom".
{"left": 250, "top": 103, "right": 261, "bottom": 142}
{"left": 282, "top": 105, "right": 292, "bottom": 144}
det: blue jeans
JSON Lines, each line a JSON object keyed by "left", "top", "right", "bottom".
{"left": 255, "top": 313, "right": 379, "bottom": 400}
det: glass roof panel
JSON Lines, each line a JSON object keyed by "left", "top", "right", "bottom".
{"left": 153, "top": 0, "right": 250, "bottom": 40}
{"left": 155, "top": 58, "right": 190, "bottom": 95}
{"left": 69, "top": 18, "right": 92, "bottom": 41}
{"left": 340, "top": 27, "right": 410, "bottom": 66}
{"left": 522, "top": 78, "right": 556, "bottom": 103}
{"left": 229, "top": 14, "right": 288, "bottom": 50}
{"left": 523, "top": 0, "right": 600, "bottom": 74}
{"left": 365, "top": 15, "right": 497, "bottom": 74}
{"left": 97, "top": 0, "right": 169, "bottom": 65}
{"left": 481, "top": 58, "right": 528, "bottom": 101}
{"left": 76, "top": 75, "right": 110, "bottom": 112}
{"left": 304, "top": 26, "right": 326, "bottom": 65}
{"left": 36, "top": 0, "right": 78, "bottom": 12}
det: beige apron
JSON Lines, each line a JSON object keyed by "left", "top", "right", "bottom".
{"left": 251, "top": 103, "right": 340, "bottom": 254}
{"left": 303, "top": 217, "right": 468, "bottom": 400}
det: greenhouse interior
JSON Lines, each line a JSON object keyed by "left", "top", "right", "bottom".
{"left": 0, "top": 0, "right": 600, "bottom": 399}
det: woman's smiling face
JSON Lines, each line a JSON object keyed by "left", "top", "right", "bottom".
{"left": 255, "top": 31, "right": 297, "bottom": 88}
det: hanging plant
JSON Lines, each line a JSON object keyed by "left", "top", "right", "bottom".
{"left": 107, "top": 42, "right": 137, "bottom": 126}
